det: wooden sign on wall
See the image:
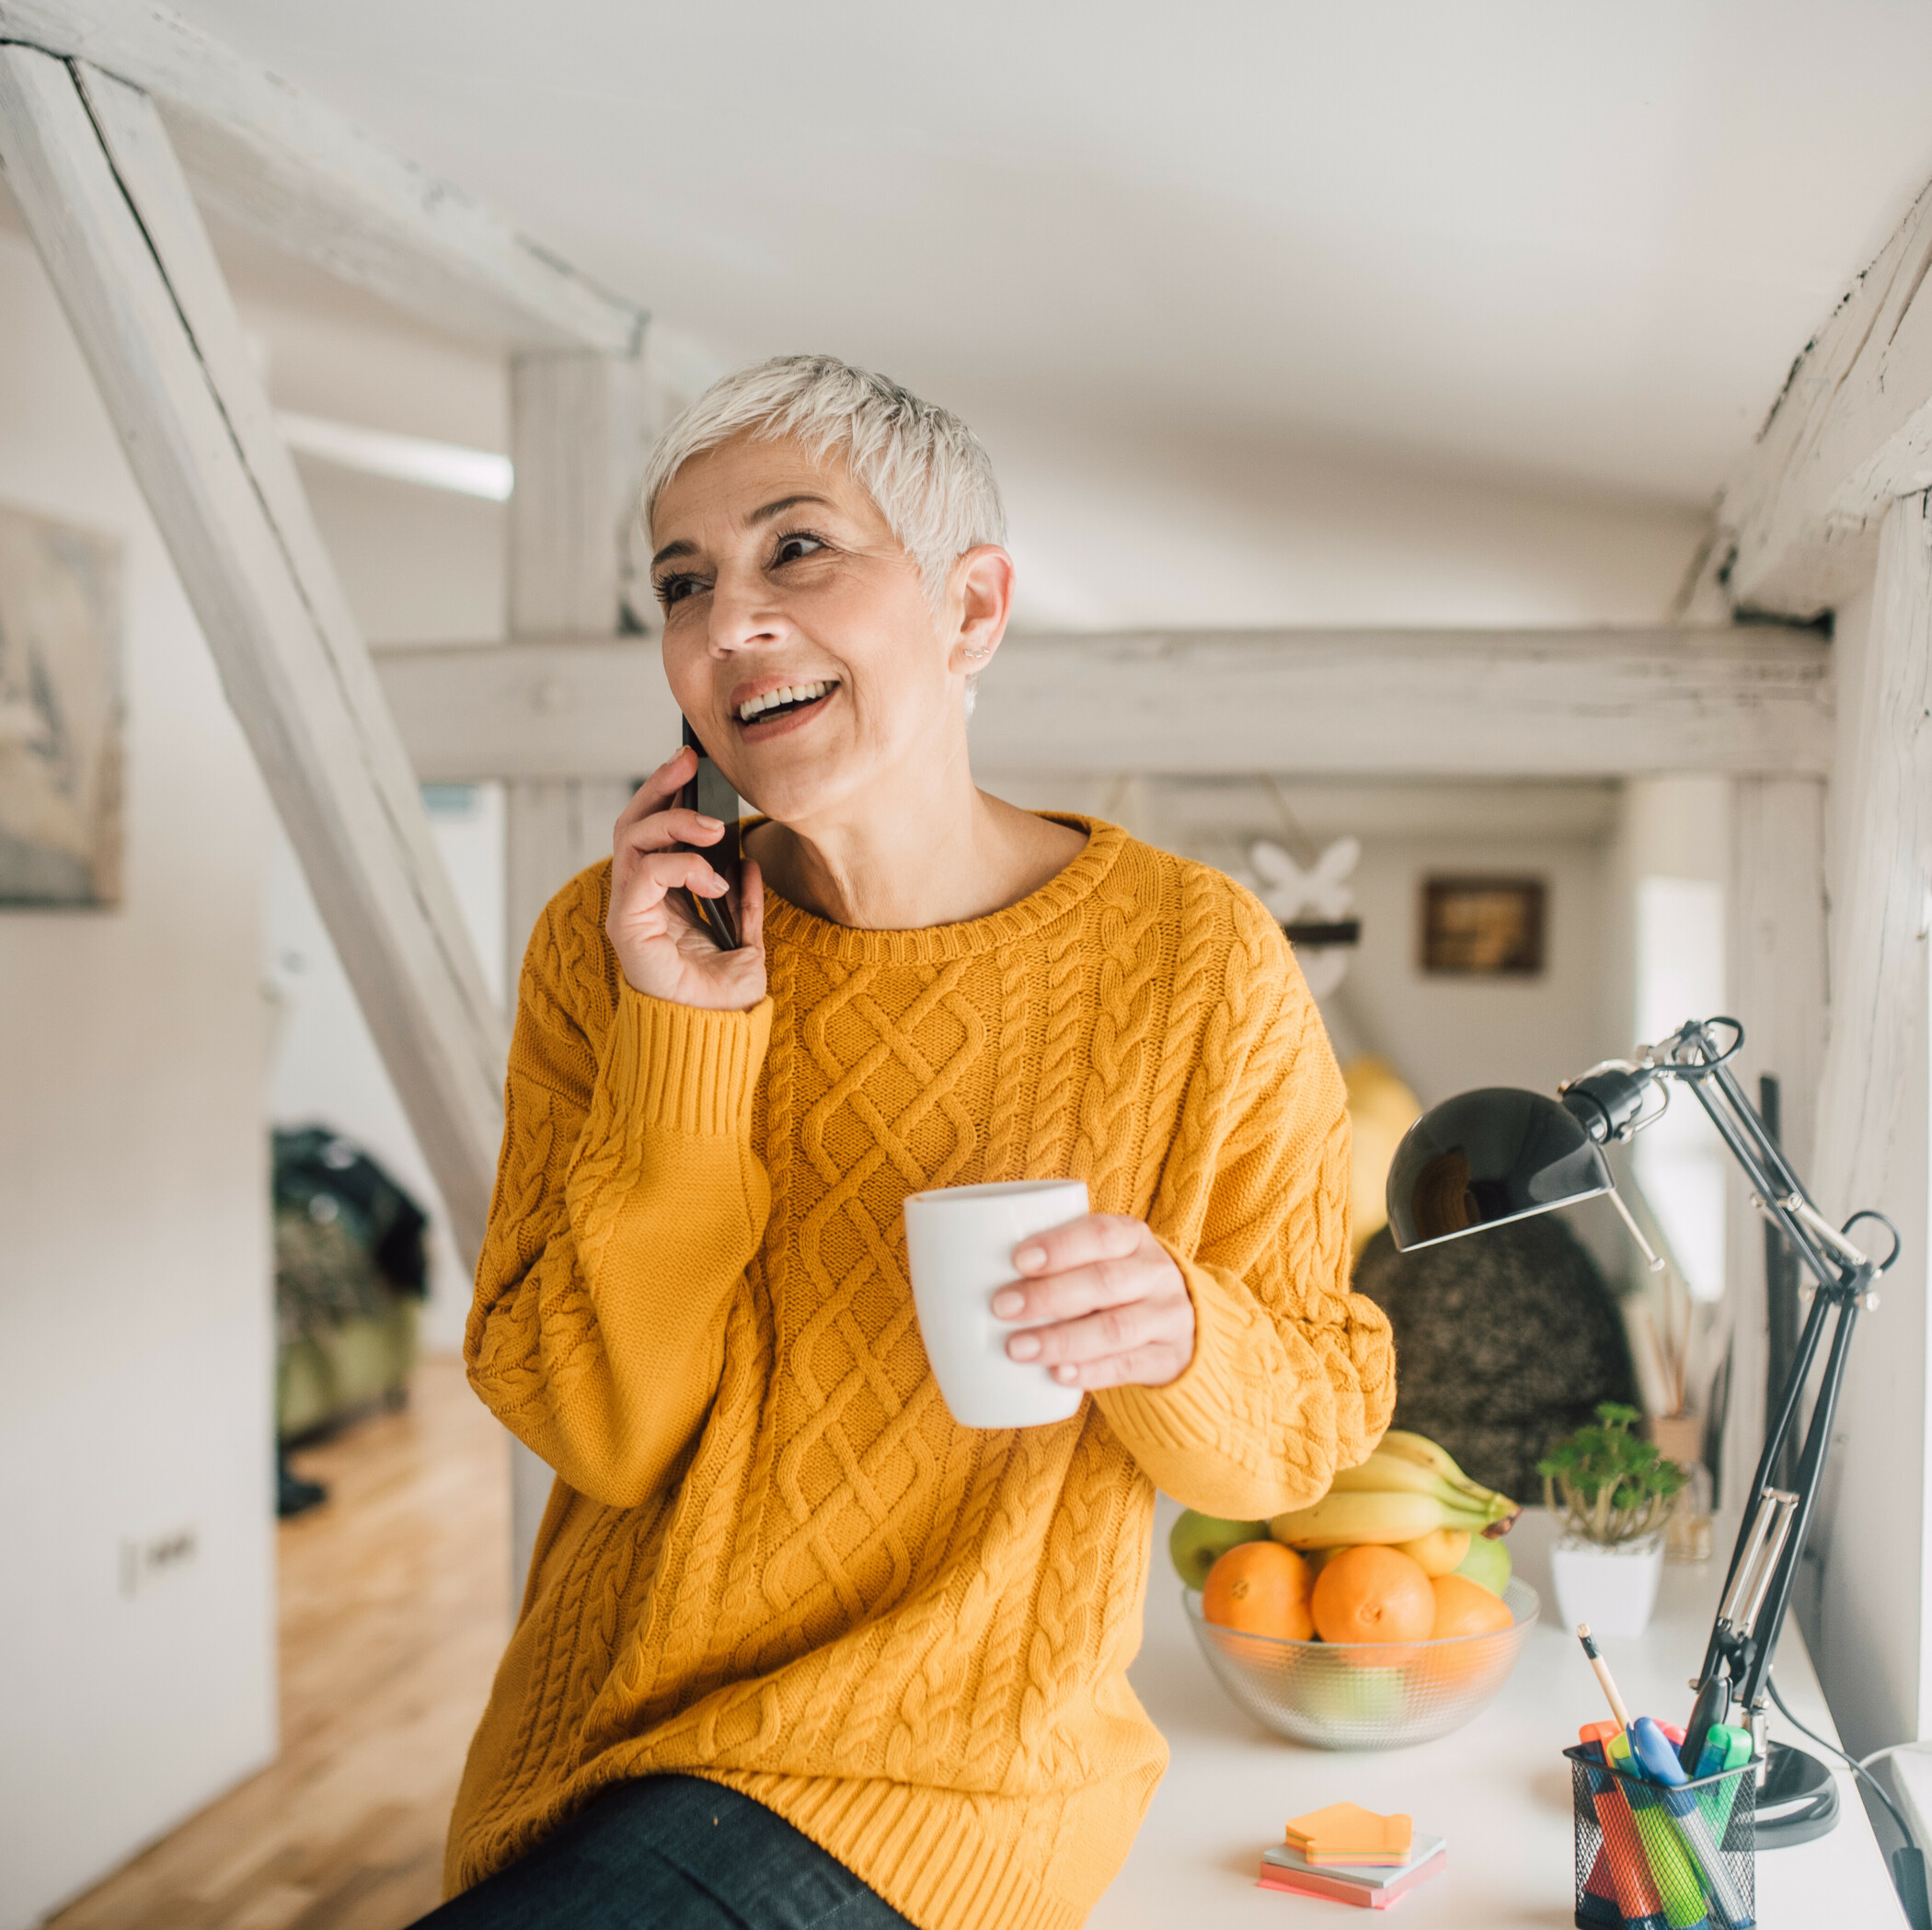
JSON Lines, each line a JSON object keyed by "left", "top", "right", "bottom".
{"left": 1420, "top": 876, "right": 1547, "bottom": 976}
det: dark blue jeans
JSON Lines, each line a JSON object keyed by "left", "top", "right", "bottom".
{"left": 413, "top": 1775, "right": 916, "bottom": 1929}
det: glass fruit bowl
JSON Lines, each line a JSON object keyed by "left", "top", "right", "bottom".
{"left": 1182, "top": 1577, "right": 1539, "bottom": 1750}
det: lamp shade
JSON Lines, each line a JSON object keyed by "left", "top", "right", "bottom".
{"left": 1385, "top": 1086, "right": 1613, "bottom": 1251}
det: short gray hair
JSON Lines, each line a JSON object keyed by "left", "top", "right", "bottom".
{"left": 638, "top": 353, "right": 1007, "bottom": 603}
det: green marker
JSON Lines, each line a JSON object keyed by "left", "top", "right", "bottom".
{"left": 1608, "top": 1730, "right": 1711, "bottom": 1930}
{"left": 1694, "top": 1724, "right": 1754, "bottom": 1842}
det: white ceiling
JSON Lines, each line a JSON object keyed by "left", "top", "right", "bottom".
{"left": 152, "top": 1, "right": 1932, "bottom": 513}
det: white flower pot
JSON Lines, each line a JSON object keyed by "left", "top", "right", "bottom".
{"left": 1549, "top": 1532, "right": 1665, "bottom": 1638}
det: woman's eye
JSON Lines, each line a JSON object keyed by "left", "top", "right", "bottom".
{"left": 773, "top": 532, "right": 826, "bottom": 567}
{"left": 655, "top": 572, "right": 702, "bottom": 607}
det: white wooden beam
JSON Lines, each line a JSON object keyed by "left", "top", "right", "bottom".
{"left": 374, "top": 626, "right": 1834, "bottom": 784}
{"left": 0, "top": 0, "right": 644, "bottom": 353}
{"left": 1811, "top": 495, "right": 1932, "bottom": 1221}
{"left": 1719, "top": 176, "right": 1932, "bottom": 619}
{"left": 0, "top": 46, "right": 505, "bottom": 1258}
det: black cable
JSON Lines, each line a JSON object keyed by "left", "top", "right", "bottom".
{"left": 1766, "top": 1673, "right": 1915, "bottom": 1849}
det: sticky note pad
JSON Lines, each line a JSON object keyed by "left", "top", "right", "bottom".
{"left": 1265, "top": 1833, "right": 1445, "bottom": 1890}
{"left": 1282, "top": 1802, "right": 1413, "bottom": 1863}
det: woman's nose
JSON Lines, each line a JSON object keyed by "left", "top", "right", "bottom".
{"left": 707, "top": 566, "right": 786, "bottom": 653}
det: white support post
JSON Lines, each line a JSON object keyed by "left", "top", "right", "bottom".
{"left": 0, "top": 48, "right": 505, "bottom": 1258}
{"left": 503, "top": 349, "right": 655, "bottom": 1602}
{"left": 1721, "top": 777, "right": 1828, "bottom": 1514}
{"left": 1812, "top": 499, "right": 1932, "bottom": 1220}
{"left": 1804, "top": 494, "right": 1932, "bottom": 1753}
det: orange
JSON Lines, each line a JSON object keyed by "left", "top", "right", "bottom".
{"left": 1429, "top": 1572, "right": 1513, "bottom": 1639}
{"left": 1202, "top": 1540, "right": 1314, "bottom": 1639}
{"left": 1310, "top": 1545, "right": 1434, "bottom": 1645}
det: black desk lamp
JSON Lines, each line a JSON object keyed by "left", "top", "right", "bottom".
{"left": 1385, "top": 1017, "right": 1899, "bottom": 1847}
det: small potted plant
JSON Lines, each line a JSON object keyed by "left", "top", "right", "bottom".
{"left": 1538, "top": 1403, "right": 1686, "bottom": 1637}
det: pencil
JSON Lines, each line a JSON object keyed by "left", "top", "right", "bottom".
{"left": 1577, "top": 1624, "right": 1633, "bottom": 1730}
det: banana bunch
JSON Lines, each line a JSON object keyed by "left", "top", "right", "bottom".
{"left": 1269, "top": 1430, "right": 1520, "bottom": 1550}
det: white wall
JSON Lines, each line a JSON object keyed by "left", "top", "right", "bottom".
{"left": 1327, "top": 825, "right": 1611, "bottom": 1109}
{"left": 0, "top": 231, "right": 276, "bottom": 1924}
{"left": 990, "top": 419, "right": 1705, "bottom": 631}
{"left": 1585, "top": 778, "right": 1734, "bottom": 1435}
{"left": 1606, "top": 778, "right": 1731, "bottom": 1315}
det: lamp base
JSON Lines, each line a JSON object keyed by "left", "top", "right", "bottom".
{"left": 1754, "top": 1740, "right": 1840, "bottom": 1847}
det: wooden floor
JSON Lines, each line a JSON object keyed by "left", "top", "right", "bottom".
{"left": 50, "top": 1359, "right": 511, "bottom": 1930}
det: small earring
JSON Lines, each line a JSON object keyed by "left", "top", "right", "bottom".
{"left": 961, "top": 644, "right": 993, "bottom": 661}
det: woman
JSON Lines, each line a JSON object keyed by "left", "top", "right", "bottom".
{"left": 426, "top": 355, "right": 1395, "bottom": 1930}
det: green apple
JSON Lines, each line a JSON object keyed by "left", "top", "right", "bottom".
{"left": 1169, "top": 1510, "right": 1271, "bottom": 1590}
{"left": 1454, "top": 1532, "right": 1512, "bottom": 1597}
{"left": 1299, "top": 1662, "right": 1409, "bottom": 1733}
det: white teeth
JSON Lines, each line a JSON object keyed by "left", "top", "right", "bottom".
{"left": 739, "top": 679, "right": 834, "bottom": 721}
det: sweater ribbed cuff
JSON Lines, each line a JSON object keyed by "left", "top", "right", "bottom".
{"left": 609, "top": 983, "right": 773, "bottom": 1138}
{"left": 1096, "top": 1246, "right": 1254, "bottom": 1464}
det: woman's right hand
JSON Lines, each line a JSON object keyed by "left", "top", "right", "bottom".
{"left": 605, "top": 746, "right": 766, "bottom": 1011}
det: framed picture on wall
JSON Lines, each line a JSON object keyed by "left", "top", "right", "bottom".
{"left": 0, "top": 501, "right": 124, "bottom": 907}
{"left": 1420, "top": 875, "right": 1546, "bottom": 976}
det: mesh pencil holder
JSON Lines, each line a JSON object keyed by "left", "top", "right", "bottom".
{"left": 1565, "top": 1742, "right": 1757, "bottom": 1930}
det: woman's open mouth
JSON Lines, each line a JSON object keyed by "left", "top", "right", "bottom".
{"left": 735, "top": 679, "right": 839, "bottom": 732}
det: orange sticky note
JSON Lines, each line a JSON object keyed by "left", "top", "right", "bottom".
{"left": 1282, "top": 1802, "right": 1413, "bottom": 1862}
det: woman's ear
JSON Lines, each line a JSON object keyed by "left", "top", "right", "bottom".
{"left": 948, "top": 545, "right": 1016, "bottom": 675}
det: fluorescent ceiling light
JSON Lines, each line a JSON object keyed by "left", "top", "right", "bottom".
{"left": 275, "top": 410, "right": 513, "bottom": 501}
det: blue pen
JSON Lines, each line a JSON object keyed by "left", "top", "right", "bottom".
{"left": 1631, "top": 1717, "right": 1755, "bottom": 1930}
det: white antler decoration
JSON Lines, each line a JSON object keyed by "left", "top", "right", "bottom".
{"left": 1248, "top": 836, "right": 1360, "bottom": 999}
{"left": 1249, "top": 836, "right": 1360, "bottom": 925}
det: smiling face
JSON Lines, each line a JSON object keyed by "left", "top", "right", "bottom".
{"left": 650, "top": 432, "right": 1002, "bottom": 833}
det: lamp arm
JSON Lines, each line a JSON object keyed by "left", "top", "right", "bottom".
{"left": 1654, "top": 1020, "right": 1898, "bottom": 1727}
{"left": 1692, "top": 1281, "right": 1839, "bottom": 1697}
{"left": 1697, "top": 1040, "right": 1809, "bottom": 1200}
{"left": 1673, "top": 1047, "right": 1845, "bottom": 1295}
{"left": 1733, "top": 1291, "right": 1865, "bottom": 1715}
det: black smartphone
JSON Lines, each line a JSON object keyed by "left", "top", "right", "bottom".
{"left": 673, "top": 717, "right": 743, "bottom": 950}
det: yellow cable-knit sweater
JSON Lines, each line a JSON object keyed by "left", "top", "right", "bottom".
{"left": 447, "top": 816, "right": 1395, "bottom": 1928}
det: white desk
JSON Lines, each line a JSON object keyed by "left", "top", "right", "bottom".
{"left": 1092, "top": 1502, "right": 1904, "bottom": 1926}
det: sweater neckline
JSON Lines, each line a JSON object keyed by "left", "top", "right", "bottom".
{"left": 757, "top": 814, "right": 1123, "bottom": 964}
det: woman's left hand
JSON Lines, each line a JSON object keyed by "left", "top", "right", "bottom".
{"left": 992, "top": 1214, "right": 1196, "bottom": 1390}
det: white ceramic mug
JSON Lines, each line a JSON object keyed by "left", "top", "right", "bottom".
{"left": 903, "top": 1178, "right": 1090, "bottom": 1429}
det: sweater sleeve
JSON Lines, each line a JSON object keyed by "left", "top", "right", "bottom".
{"left": 1096, "top": 917, "right": 1396, "bottom": 1521}
{"left": 465, "top": 880, "right": 773, "bottom": 1510}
